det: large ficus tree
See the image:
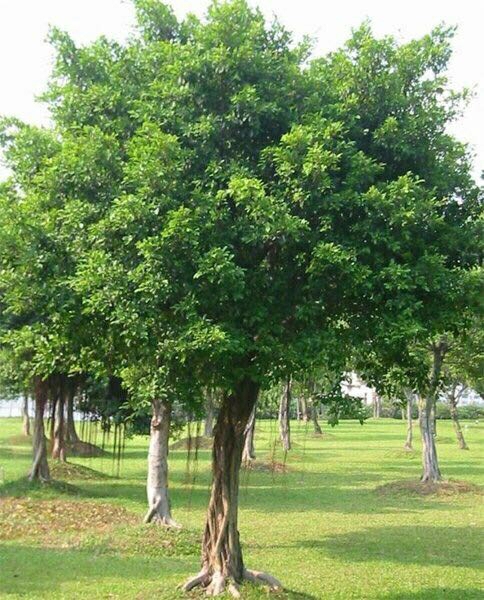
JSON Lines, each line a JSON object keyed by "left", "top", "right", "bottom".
{"left": 1, "top": 0, "right": 481, "bottom": 594}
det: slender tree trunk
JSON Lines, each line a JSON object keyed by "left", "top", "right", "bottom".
{"left": 404, "top": 391, "right": 413, "bottom": 451}
{"left": 419, "top": 396, "right": 441, "bottom": 482}
{"left": 22, "top": 394, "right": 30, "bottom": 436}
{"left": 65, "top": 378, "right": 79, "bottom": 444}
{"left": 183, "top": 379, "right": 281, "bottom": 595}
{"left": 373, "top": 394, "right": 381, "bottom": 418}
{"left": 29, "top": 378, "right": 50, "bottom": 482}
{"left": 300, "top": 397, "right": 309, "bottom": 423}
{"left": 449, "top": 391, "right": 468, "bottom": 450}
{"left": 242, "top": 404, "right": 256, "bottom": 464}
{"left": 204, "top": 390, "right": 215, "bottom": 437}
{"left": 310, "top": 400, "right": 322, "bottom": 435}
{"left": 52, "top": 376, "right": 67, "bottom": 462}
{"left": 418, "top": 342, "right": 446, "bottom": 482}
{"left": 279, "top": 377, "right": 291, "bottom": 451}
{"left": 144, "top": 399, "right": 178, "bottom": 526}
{"left": 431, "top": 403, "right": 437, "bottom": 437}
{"left": 49, "top": 388, "right": 56, "bottom": 450}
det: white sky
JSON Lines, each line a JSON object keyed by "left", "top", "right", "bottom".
{"left": 0, "top": 0, "right": 483, "bottom": 180}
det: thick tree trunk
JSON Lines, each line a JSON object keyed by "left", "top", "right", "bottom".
{"left": 279, "top": 377, "right": 291, "bottom": 451}
{"left": 29, "top": 378, "right": 50, "bottom": 482}
{"left": 52, "top": 376, "right": 67, "bottom": 462}
{"left": 22, "top": 394, "right": 30, "bottom": 436}
{"left": 404, "top": 391, "right": 413, "bottom": 451}
{"left": 65, "top": 378, "right": 79, "bottom": 444}
{"left": 449, "top": 392, "right": 468, "bottom": 450}
{"left": 144, "top": 399, "right": 178, "bottom": 526}
{"left": 204, "top": 390, "right": 215, "bottom": 437}
{"left": 242, "top": 404, "right": 256, "bottom": 464}
{"left": 183, "top": 379, "right": 281, "bottom": 595}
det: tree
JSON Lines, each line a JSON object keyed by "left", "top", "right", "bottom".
{"left": 1, "top": 0, "right": 481, "bottom": 593}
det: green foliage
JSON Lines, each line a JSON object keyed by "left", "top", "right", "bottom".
{"left": 0, "top": 1, "right": 481, "bottom": 417}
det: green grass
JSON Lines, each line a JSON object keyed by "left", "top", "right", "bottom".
{"left": 0, "top": 417, "right": 483, "bottom": 599}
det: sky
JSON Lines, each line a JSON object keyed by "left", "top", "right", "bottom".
{"left": 0, "top": 0, "right": 483, "bottom": 179}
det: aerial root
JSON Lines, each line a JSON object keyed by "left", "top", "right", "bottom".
{"left": 244, "top": 568, "right": 283, "bottom": 591}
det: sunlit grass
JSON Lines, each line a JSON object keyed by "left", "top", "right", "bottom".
{"left": 0, "top": 416, "right": 482, "bottom": 599}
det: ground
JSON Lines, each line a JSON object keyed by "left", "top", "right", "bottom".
{"left": 0, "top": 417, "right": 482, "bottom": 599}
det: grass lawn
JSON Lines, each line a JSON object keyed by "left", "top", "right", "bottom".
{"left": 0, "top": 416, "right": 482, "bottom": 599}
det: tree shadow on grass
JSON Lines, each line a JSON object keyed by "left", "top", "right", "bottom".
{"left": 0, "top": 544, "right": 194, "bottom": 596}
{"left": 300, "top": 526, "right": 483, "bottom": 568}
{"left": 377, "top": 588, "right": 483, "bottom": 599}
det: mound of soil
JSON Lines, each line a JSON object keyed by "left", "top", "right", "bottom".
{"left": 242, "top": 459, "right": 289, "bottom": 474}
{"left": 170, "top": 435, "right": 213, "bottom": 450}
{"left": 67, "top": 440, "right": 106, "bottom": 457}
{"left": 49, "top": 461, "right": 111, "bottom": 481}
{"left": 375, "top": 478, "right": 482, "bottom": 497}
{"left": 0, "top": 498, "right": 137, "bottom": 542}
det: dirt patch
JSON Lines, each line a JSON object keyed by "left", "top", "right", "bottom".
{"left": 49, "top": 461, "right": 111, "bottom": 481}
{"left": 5, "top": 434, "right": 31, "bottom": 446}
{"left": 170, "top": 436, "right": 213, "bottom": 450}
{"left": 242, "top": 459, "right": 290, "bottom": 474}
{"left": 0, "top": 497, "right": 137, "bottom": 543}
{"left": 375, "top": 478, "right": 482, "bottom": 497}
{"left": 68, "top": 440, "right": 106, "bottom": 457}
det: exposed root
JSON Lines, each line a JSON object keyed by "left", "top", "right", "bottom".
{"left": 143, "top": 508, "right": 181, "bottom": 528}
{"left": 227, "top": 582, "right": 241, "bottom": 598}
{"left": 182, "top": 569, "right": 210, "bottom": 592}
{"left": 244, "top": 568, "right": 283, "bottom": 591}
{"left": 182, "top": 568, "right": 282, "bottom": 595}
{"left": 206, "top": 571, "right": 225, "bottom": 595}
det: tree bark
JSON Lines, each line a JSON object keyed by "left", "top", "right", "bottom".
{"left": 242, "top": 403, "right": 256, "bottom": 464}
{"left": 310, "top": 400, "right": 322, "bottom": 435}
{"left": 22, "top": 394, "right": 30, "bottom": 436}
{"left": 279, "top": 377, "right": 291, "bottom": 451}
{"left": 373, "top": 393, "right": 381, "bottom": 418}
{"left": 183, "top": 379, "right": 281, "bottom": 595}
{"left": 449, "top": 386, "right": 468, "bottom": 450}
{"left": 65, "top": 377, "right": 80, "bottom": 444}
{"left": 29, "top": 377, "right": 50, "bottom": 482}
{"left": 418, "top": 341, "right": 446, "bottom": 483}
{"left": 299, "top": 396, "right": 309, "bottom": 423}
{"left": 52, "top": 376, "right": 67, "bottom": 462}
{"left": 404, "top": 390, "right": 413, "bottom": 451}
{"left": 144, "top": 399, "right": 178, "bottom": 526}
{"left": 204, "top": 390, "right": 215, "bottom": 437}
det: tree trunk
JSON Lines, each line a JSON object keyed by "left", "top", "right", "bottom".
{"left": 204, "top": 390, "right": 215, "bottom": 437}
{"left": 242, "top": 404, "right": 256, "bottom": 464}
{"left": 449, "top": 392, "right": 468, "bottom": 450}
{"left": 310, "top": 400, "right": 322, "bottom": 435}
{"left": 183, "top": 379, "right": 281, "bottom": 595}
{"left": 144, "top": 399, "right": 178, "bottom": 526}
{"left": 22, "top": 394, "right": 30, "bottom": 436}
{"left": 65, "top": 378, "right": 79, "bottom": 444}
{"left": 373, "top": 394, "right": 381, "bottom": 418}
{"left": 299, "top": 397, "right": 309, "bottom": 423}
{"left": 52, "top": 376, "right": 67, "bottom": 462}
{"left": 404, "top": 391, "right": 413, "bottom": 451}
{"left": 279, "top": 377, "right": 291, "bottom": 452}
{"left": 419, "top": 396, "right": 441, "bottom": 482}
{"left": 29, "top": 378, "right": 50, "bottom": 482}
